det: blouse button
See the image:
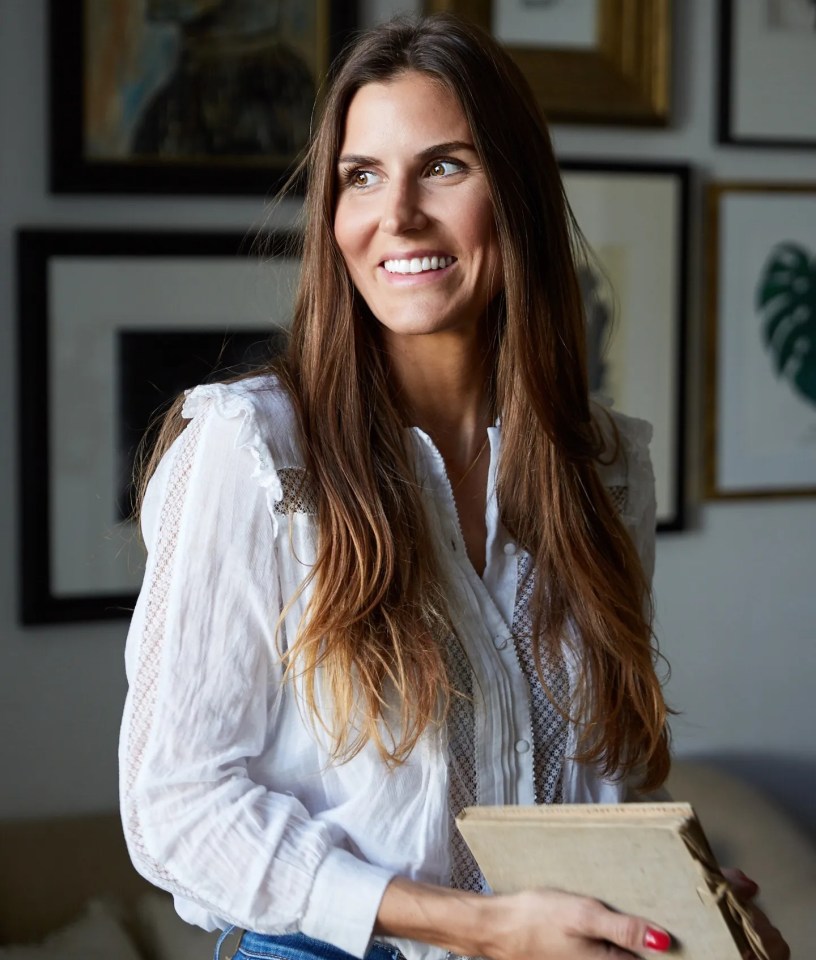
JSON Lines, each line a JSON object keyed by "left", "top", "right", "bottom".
{"left": 494, "top": 636, "right": 508, "bottom": 651}
{"left": 514, "top": 739, "right": 530, "bottom": 754}
{"left": 503, "top": 542, "right": 517, "bottom": 556}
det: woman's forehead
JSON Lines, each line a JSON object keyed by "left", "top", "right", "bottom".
{"left": 338, "top": 73, "right": 471, "bottom": 156}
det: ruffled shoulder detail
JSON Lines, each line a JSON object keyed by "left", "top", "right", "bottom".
{"left": 181, "top": 375, "right": 303, "bottom": 522}
{"left": 591, "top": 398, "right": 655, "bottom": 528}
{"left": 592, "top": 397, "right": 652, "bottom": 468}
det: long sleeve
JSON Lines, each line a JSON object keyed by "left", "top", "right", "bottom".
{"left": 118, "top": 395, "right": 393, "bottom": 957}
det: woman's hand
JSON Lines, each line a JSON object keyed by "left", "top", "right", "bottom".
{"left": 721, "top": 868, "right": 790, "bottom": 960}
{"left": 480, "top": 887, "right": 672, "bottom": 959}
{"left": 376, "top": 877, "right": 672, "bottom": 959}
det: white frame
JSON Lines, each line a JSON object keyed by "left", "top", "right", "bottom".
{"left": 718, "top": 0, "right": 816, "bottom": 148}
{"left": 17, "top": 229, "right": 299, "bottom": 624}
{"left": 562, "top": 161, "right": 689, "bottom": 530}
{"left": 706, "top": 184, "right": 816, "bottom": 498}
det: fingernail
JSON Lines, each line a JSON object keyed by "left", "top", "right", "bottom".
{"left": 644, "top": 927, "right": 671, "bottom": 952}
{"left": 738, "top": 871, "right": 760, "bottom": 893}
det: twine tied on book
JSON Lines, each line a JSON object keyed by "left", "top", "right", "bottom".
{"left": 679, "top": 826, "right": 770, "bottom": 960}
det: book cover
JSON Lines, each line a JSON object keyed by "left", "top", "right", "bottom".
{"left": 456, "top": 803, "right": 764, "bottom": 959}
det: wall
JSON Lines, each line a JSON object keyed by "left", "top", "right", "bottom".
{"left": 1, "top": 1, "right": 814, "bottom": 834}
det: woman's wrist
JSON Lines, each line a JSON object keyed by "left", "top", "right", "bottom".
{"left": 375, "top": 876, "right": 495, "bottom": 957}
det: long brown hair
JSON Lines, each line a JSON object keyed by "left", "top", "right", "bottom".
{"left": 142, "top": 14, "right": 670, "bottom": 789}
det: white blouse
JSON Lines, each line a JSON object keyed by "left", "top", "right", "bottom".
{"left": 119, "top": 376, "right": 657, "bottom": 960}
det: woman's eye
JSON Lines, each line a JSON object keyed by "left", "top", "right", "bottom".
{"left": 345, "top": 169, "right": 380, "bottom": 189}
{"left": 428, "top": 160, "right": 463, "bottom": 178}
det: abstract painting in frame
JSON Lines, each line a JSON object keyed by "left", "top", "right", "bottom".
{"left": 49, "top": 0, "right": 357, "bottom": 194}
{"left": 17, "top": 229, "right": 299, "bottom": 625}
{"left": 426, "top": 0, "right": 671, "bottom": 125}
{"left": 705, "top": 184, "right": 816, "bottom": 498}
{"left": 718, "top": 0, "right": 816, "bottom": 149}
{"left": 561, "top": 161, "right": 690, "bottom": 531}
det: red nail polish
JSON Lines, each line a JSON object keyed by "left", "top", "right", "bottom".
{"left": 644, "top": 927, "right": 671, "bottom": 952}
{"left": 737, "top": 871, "right": 760, "bottom": 895}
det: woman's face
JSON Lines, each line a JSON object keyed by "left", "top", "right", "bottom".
{"left": 333, "top": 71, "right": 503, "bottom": 342}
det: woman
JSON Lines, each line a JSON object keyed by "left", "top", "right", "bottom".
{"left": 119, "top": 14, "right": 787, "bottom": 960}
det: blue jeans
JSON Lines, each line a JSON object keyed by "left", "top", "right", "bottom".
{"left": 215, "top": 928, "right": 405, "bottom": 960}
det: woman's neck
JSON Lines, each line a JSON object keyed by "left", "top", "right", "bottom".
{"left": 384, "top": 328, "right": 492, "bottom": 468}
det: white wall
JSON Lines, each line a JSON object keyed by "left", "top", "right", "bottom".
{"left": 1, "top": 0, "right": 814, "bottom": 834}
{"left": 548, "top": 2, "right": 816, "bottom": 835}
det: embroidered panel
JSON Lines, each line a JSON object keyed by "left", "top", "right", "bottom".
{"left": 511, "top": 555, "right": 570, "bottom": 805}
{"left": 444, "top": 634, "right": 486, "bottom": 894}
{"left": 273, "top": 467, "right": 318, "bottom": 515}
{"left": 123, "top": 414, "right": 206, "bottom": 899}
{"left": 607, "top": 483, "right": 628, "bottom": 514}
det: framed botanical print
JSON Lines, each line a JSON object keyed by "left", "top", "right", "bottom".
{"left": 705, "top": 183, "right": 816, "bottom": 497}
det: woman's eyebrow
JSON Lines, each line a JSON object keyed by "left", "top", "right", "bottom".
{"left": 337, "top": 140, "right": 477, "bottom": 167}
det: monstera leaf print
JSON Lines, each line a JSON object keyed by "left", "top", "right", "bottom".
{"left": 756, "top": 242, "right": 816, "bottom": 406}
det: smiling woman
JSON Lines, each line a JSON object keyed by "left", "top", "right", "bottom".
{"left": 333, "top": 75, "right": 502, "bottom": 346}
{"left": 118, "top": 13, "right": 788, "bottom": 960}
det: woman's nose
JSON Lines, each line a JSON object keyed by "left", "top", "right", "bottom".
{"left": 380, "top": 179, "right": 428, "bottom": 234}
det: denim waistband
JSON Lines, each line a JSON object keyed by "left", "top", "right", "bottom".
{"left": 229, "top": 931, "right": 404, "bottom": 960}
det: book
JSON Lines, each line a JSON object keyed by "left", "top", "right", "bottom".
{"left": 456, "top": 802, "right": 764, "bottom": 959}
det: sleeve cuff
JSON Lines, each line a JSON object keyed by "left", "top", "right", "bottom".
{"left": 300, "top": 847, "right": 396, "bottom": 959}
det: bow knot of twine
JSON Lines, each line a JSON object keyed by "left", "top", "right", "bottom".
{"left": 680, "top": 827, "right": 769, "bottom": 960}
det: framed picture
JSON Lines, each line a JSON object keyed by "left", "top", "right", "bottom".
{"left": 705, "top": 184, "right": 816, "bottom": 499}
{"left": 426, "top": 0, "right": 671, "bottom": 125}
{"left": 560, "top": 161, "right": 690, "bottom": 531}
{"left": 48, "top": 1, "right": 357, "bottom": 195}
{"left": 17, "top": 229, "right": 300, "bottom": 625}
{"left": 718, "top": 0, "right": 816, "bottom": 148}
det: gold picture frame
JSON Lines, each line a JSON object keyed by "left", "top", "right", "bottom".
{"left": 426, "top": 0, "right": 671, "bottom": 125}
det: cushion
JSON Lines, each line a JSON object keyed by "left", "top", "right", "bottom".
{"left": 134, "top": 894, "right": 219, "bottom": 960}
{"left": 668, "top": 759, "right": 816, "bottom": 960}
{"left": 0, "top": 900, "right": 142, "bottom": 960}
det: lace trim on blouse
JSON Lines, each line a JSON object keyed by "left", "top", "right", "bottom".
{"left": 274, "top": 467, "right": 319, "bottom": 516}
{"left": 510, "top": 555, "right": 569, "bottom": 806}
{"left": 123, "top": 414, "right": 206, "bottom": 902}
{"left": 445, "top": 633, "right": 483, "bottom": 893}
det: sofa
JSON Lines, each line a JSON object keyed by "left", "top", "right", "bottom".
{"left": 1, "top": 760, "right": 813, "bottom": 959}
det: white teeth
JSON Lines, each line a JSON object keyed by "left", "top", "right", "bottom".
{"left": 383, "top": 256, "right": 454, "bottom": 275}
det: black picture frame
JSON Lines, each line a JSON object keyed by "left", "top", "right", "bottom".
{"left": 717, "top": 0, "right": 816, "bottom": 149}
{"left": 559, "top": 159, "right": 690, "bottom": 532}
{"left": 48, "top": 1, "right": 358, "bottom": 195}
{"left": 17, "top": 228, "right": 298, "bottom": 625}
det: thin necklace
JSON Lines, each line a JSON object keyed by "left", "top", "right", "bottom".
{"left": 451, "top": 436, "right": 489, "bottom": 492}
